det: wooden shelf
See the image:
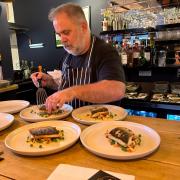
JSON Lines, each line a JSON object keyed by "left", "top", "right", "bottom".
{"left": 156, "top": 23, "right": 180, "bottom": 31}
{"left": 100, "top": 23, "right": 180, "bottom": 35}
{"left": 100, "top": 27, "right": 155, "bottom": 35}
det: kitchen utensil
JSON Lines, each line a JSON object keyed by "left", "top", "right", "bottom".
{"left": 36, "top": 78, "right": 47, "bottom": 108}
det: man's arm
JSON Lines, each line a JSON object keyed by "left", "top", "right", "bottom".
{"left": 72, "top": 80, "right": 125, "bottom": 103}
{"left": 45, "top": 80, "right": 126, "bottom": 112}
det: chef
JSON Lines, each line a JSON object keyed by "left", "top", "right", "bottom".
{"left": 31, "top": 3, "right": 126, "bottom": 113}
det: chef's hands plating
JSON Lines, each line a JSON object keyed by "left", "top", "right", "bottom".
{"left": 45, "top": 88, "right": 76, "bottom": 113}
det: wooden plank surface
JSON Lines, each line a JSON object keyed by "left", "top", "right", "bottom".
{"left": 0, "top": 114, "right": 180, "bottom": 180}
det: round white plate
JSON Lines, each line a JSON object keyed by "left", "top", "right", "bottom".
{"left": 72, "top": 105, "right": 127, "bottom": 125}
{"left": 80, "top": 121, "right": 160, "bottom": 160}
{"left": 5, "top": 120, "right": 81, "bottom": 156}
{"left": 20, "top": 104, "right": 73, "bottom": 122}
{"left": 0, "top": 100, "right": 30, "bottom": 114}
{"left": 0, "top": 113, "right": 14, "bottom": 131}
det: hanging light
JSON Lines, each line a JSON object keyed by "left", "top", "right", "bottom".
{"left": 29, "top": 43, "right": 44, "bottom": 48}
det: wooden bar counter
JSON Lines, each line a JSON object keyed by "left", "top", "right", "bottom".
{"left": 0, "top": 114, "right": 180, "bottom": 180}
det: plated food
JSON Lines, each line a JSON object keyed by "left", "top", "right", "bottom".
{"left": 105, "top": 127, "right": 141, "bottom": 152}
{"left": 31, "top": 104, "right": 65, "bottom": 118}
{"left": 126, "top": 92, "right": 148, "bottom": 100}
{"left": 20, "top": 104, "right": 73, "bottom": 122}
{"left": 80, "top": 121, "right": 160, "bottom": 160}
{"left": 72, "top": 105, "right": 127, "bottom": 125}
{"left": 5, "top": 121, "right": 81, "bottom": 156}
{"left": 87, "top": 106, "right": 116, "bottom": 120}
{"left": 126, "top": 83, "right": 140, "bottom": 92}
{"left": 26, "top": 126, "right": 64, "bottom": 148}
{"left": 151, "top": 93, "right": 180, "bottom": 103}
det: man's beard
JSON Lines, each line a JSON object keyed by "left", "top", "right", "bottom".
{"left": 63, "top": 41, "right": 85, "bottom": 56}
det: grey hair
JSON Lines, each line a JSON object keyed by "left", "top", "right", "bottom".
{"left": 48, "top": 3, "right": 86, "bottom": 24}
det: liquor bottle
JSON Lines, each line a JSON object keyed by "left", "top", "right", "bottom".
{"left": 102, "top": 18, "right": 108, "bottom": 31}
{"left": 144, "top": 40, "right": 151, "bottom": 66}
{"left": 120, "top": 44, "right": 128, "bottom": 66}
{"left": 149, "top": 33, "right": 156, "bottom": 66}
{"left": 30, "top": 61, "right": 36, "bottom": 74}
{"left": 138, "top": 46, "right": 147, "bottom": 67}
{"left": 126, "top": 43, "right": 133, "bottom": 68}
{"left": 20, "top": 60, "right": 25, "bottom": 80}
{"left": 24, "top": 60, "right": 30, "bottom": 79}
{"left": 132, "top": 39, "right": 141, "bottom": 67}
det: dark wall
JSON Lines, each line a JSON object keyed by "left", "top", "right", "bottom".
{"left": 13, "top": 0, "right": 108, "bottom": 71}
{"left": 0, "top": 2, "right": 13, "bottom": 79}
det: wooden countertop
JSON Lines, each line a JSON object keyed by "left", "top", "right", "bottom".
{"left": 0, "top": 114, "right": 180, "bottom": 180}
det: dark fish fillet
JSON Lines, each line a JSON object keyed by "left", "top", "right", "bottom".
{"left": 91, "top": 107, "right": 108, "bottom": 115}
{"left": 29, "top": 126, "right": 59, "bottom": 136}
{"left": 109, "top": 127, "right": 133, "bottom": 144}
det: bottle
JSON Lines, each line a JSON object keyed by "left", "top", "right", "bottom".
{"left": 20, "top": 60, "right": 25, "bottom": 80}
{"left": 0, "top": 53, "right": 3, "bottom": 80}
{"left": 111, "top": 14, "right": 117, "bottom": 31}
{"left": 138, "top": 47, "right": 147, "bottom": 67}
{"left": 132, "top": 39, "right": 141, "bottom": 67}
{"left": 38, "top": 64, "right": 43, "bottom": 72}
{"left": 120, "top": 44, "right": 128, "bottom": 66}
{"left": 24, "top": 60, "right": 30, "bottom": 79}
{"left": 30, "top": 61, "right": 36, "bottom": 74}
{"left": 144, "top": 40, "right": 151, "bottom": 66}
{"left": 150, "top": 33, "right": 156, "bottom": 66}
{"left": 102, "top": 18, "right": 108, "bottom": 31}
{"left": 126, "top": 43, "right": 133, "bottom": 68}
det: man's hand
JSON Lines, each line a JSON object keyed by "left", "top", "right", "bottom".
{"left": 31, "top": 72, "right": 50, "bottom": 87}
{"left": 45, "top": 88, "right": 76, "bottom": 113}
{"left": 31, "top": 72, "right": 59, "bottom": 90}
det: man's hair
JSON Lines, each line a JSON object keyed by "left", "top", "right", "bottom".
{"left": 48, "top": 3, "right": 87, "bottom": 24}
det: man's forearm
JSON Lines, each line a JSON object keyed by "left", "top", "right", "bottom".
{"left": 71, "top": 80, "right": 125, "bottom": 103}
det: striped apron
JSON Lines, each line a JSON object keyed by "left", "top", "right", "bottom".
{"left": 59, "top": 36, "right": 95, "bottom": 108}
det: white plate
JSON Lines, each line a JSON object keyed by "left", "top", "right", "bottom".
{"left": 0, "top": 100, "right": 30, "bottom": 114}
{"left": 72, "top": 105, "right": 127, "bottom": 125}
{"left": 20, "top": 104, "right": 73, "bottom": 122}
{"left": 0, "top": 113, "right": 14, "bottom": 131}
{"left": 5, "top": 121, "right": 81, "bottom": 156}
{"left": 80, "top": 121, "right": 160, "bottom": 160}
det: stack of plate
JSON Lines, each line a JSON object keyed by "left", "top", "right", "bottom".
{"left": 0, "top": 80, "right": 10, "bottom": 88}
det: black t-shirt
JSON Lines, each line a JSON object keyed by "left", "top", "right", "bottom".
{"left": 59, "top": 36, "right": 126, "bottom": 84}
